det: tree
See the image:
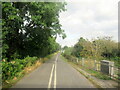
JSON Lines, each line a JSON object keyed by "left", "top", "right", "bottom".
{"left": 71, "top": 36, "right": 118, "bottom": 60}
{"left": 2, "top": 2, "right": 66, "bottom": 61}
{"left": 93, "top": 37, "right": 118, "bottom": 59}
{"left": 72, "top": 37, "right": 86, "bottom": 58}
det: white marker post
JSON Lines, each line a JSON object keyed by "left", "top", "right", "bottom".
{"left": 82, "top": 58, "right": 84, "bottom": 66}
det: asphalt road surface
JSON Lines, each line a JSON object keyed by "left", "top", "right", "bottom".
{"left": 12, "top": 53, "right": 96, "bottom": 88}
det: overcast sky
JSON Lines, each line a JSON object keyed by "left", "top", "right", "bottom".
{"left": 56, "top": 0, "right": 119, "bottom": 47}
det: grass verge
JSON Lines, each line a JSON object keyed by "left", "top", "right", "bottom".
{"left": 61, "top": 55, "right": 109, "bottom": 89}
{"left": 61, "top": 55, "right": 111, "bottom": 80}
{"left": 2, "top": 53, "right": 55, "bottom": 88}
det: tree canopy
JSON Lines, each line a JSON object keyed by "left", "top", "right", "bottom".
{"left": 63, "top": 36, "right": 119, "bottom": 60}
{"left": 2, "top": 2, "right": 66, "bottom": 61}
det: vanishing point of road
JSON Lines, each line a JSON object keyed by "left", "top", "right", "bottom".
{"left": 12, "top": 53, "right": 96, "bottom": 88}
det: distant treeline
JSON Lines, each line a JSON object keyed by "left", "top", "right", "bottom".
{"left": 2, "top": 2, "right": 66, "bottom": 61}
{"left": 63, "top": 37, "right": 119, "bottom": 61}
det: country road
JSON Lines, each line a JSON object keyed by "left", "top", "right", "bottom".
{"left": 12, "top": 53, "right": 96, "bottom": 88}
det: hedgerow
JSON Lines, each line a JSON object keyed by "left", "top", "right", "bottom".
{"left": 2, "top": 56, "right": 38, "bottom": 83}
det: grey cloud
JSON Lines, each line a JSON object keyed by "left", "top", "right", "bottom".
{"left": 57, "top": 0, "right": 118, "bottom": 47}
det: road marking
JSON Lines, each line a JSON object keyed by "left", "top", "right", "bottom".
{"left": 54, "top": 55, "right": 58, "bottom": 89}
{"left": 54, "top": 63, "right": 57, "bottom": 89}
{"left": 48, "top": 54, "right": 58, "bottom": 89}
{"left": 48, "top": 64, "right": 54, "bottom": 89}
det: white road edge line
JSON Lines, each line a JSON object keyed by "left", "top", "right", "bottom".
{"left": 48, "top": 64, "right": 54, "bottom": 89}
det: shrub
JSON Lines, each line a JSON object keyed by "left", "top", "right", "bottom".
{"left": 2, "top": 56, "right": 38, "bottom": 83}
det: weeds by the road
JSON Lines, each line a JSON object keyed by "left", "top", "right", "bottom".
{"left": 2, "top": 53, "right": 55, "bottom": 88}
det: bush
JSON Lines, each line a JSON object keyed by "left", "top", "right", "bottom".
{"left": 63, "top": 53, "right": 77, "bottom": 62}
{"left": 2, "top": 56, "right": 38, "bottom": 83}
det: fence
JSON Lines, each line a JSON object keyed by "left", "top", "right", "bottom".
{"left": 68, "top": 57, "right": 119, "bottom": 81}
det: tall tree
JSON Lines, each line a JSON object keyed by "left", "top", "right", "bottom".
{"left": 2, "top": 2, "right": 66, "bottom": 61}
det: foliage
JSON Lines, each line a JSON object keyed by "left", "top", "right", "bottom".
{"left": 2, "top": 56, "right": 38, "bottom": 82}
{"left": 66, "top": 36, "right": 119, "bottom": 60}
{"left": 92, "top": 37, "right": 118, "bottom": 59}
{"left": 63, "top": 46, "right": 73, "bottom": 56}
{"left": 72, "top": 37, "right": 94, "bottom": 58}
{"left": 63, "top": 36, "right": 119, "bottom": 68}
{"left": 2, "top": 2, "right": 66, "bottom": 61}
{"left": 2, "top": 2, "right": 66, "bottom": 86}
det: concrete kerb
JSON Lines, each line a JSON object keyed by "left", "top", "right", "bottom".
{"left": 61, "top": 55, "right": 118, "bottom": 89}
{"left": 70, "top": 62, "right": 118, "bottom": 89}
{"left": 70, "top": 64, "right": 103, "bottom": 89}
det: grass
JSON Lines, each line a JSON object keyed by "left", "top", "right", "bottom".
{"left": 60, "top": 55, "right": 104, "bottom": 89}
{"left": 2, "top": 53, "right": 55, "bottom": 88}
{"left": 76, "top": 69, "right": 104, "bottom": 90}
{"left": 84, "top": 69, "right": 111, "bottom": 80}
{"left": 62, "top": 55, "right": 120, "bottom": 88}
{"left": 61, "top": 55, "right": 111, "bottom": 80}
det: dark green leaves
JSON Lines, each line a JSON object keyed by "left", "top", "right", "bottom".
{"left": 2, "top": 2, "right": 66, "bottom": 60}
